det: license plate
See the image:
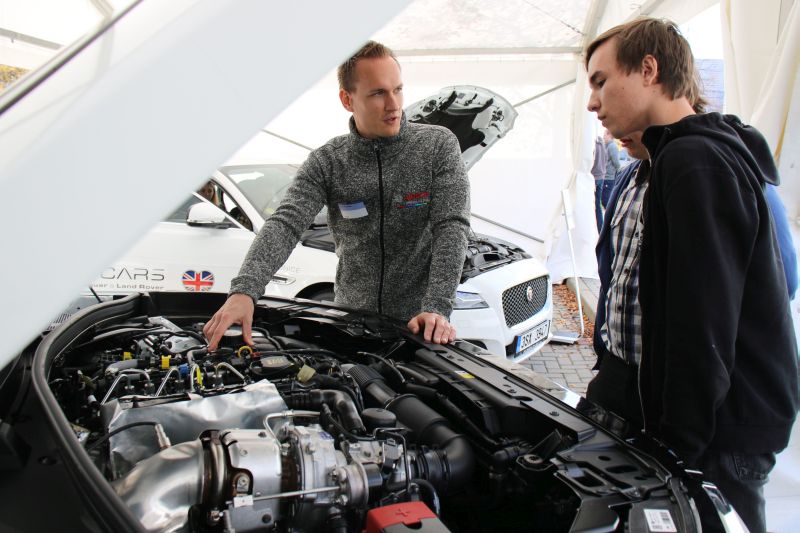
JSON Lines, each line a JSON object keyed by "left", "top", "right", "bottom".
{"left": 515, "top": 320, "right": 550, "bottom": 353}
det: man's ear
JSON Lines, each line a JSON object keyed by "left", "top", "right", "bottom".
{"left": 339, "top": 89, "right": 353, "bottom": 112}
{"left": 641, "top": 54, "right": 659, "bottom": 87}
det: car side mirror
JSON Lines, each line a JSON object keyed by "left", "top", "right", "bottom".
{"left": 312, "top": 207, "right": 328, "bottom": 226}
{"left": 186, "top": 202, "right": 235, "bottom": 228}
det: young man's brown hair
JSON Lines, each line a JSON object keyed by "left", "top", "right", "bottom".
{"left": 585, "top": 18, "right": 696, "bottom": 101}
{"left": 337, "top": 41, "right": 399, "bottom": 92}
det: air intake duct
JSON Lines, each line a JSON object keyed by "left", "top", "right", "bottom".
{"left": 347, "top": 364, "right": 474, "bottom": 493}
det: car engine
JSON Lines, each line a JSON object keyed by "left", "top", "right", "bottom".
{"left": 43, "top": 295, "right": 690, "bottom": 533}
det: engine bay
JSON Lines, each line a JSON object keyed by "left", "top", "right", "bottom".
{"left": 39, "top": 293, "right": 689, "bottom": 532}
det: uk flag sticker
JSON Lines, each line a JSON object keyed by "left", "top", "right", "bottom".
{"left": 182, "top": 270, "right": 215, "bottom": 292}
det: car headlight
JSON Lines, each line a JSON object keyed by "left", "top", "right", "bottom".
{"left": 453, "top": 291, "right": 489, "bottom": 310}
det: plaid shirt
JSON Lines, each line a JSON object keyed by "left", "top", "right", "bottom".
{"left": 600, "top": 161, "right": 649, "bottom": 365}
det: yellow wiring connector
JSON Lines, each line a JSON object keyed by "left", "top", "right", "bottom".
{"left": 297, "top": 364, "right": 316, "bottom": 383}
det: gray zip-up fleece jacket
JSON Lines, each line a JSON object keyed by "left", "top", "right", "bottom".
{"left": 230, "top": 113, "right": 470, "bottom": 321}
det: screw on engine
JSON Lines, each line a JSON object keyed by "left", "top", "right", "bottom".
{"left": 233, "top": 473, "right": 250, "bottom": 493}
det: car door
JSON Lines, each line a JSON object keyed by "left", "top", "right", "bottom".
{"left": 216, "top": 164, "right": 340, "bottom": 299}
{"left": 90, "top": 188, "right": 256, "bottom": 296}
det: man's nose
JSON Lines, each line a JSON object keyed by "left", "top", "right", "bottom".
{"left": 386, "top": 92, "right": 400, "bottom": 110}
{"left": 587, "top": 92, "right": 600, "bottom": 113}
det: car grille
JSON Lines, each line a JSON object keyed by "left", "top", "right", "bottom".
{"left": 502, "top": 276, "right": 549, "bottom": 327}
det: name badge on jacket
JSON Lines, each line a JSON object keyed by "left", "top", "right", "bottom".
{"left": 339, "top": 201, "right": 368, "bottom": 219}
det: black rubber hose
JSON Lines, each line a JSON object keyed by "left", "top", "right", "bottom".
{"left": 408, "top": 423, "right": 474, "bottom": 494}
{"left": 412, "top": 478, "right": 441, "bottom": 516}
{"left": 395, "top": 363, "right": 440, "bottom": 386}
{"left": 325, "top": 508, "right": 348, "bottom": 533}
{"left": 348, "top": 365, "right": 474, "bottom": 493}
{"left": 85, "top": 421, "right": 158, "bottom": 452}
{"left": 347, "top": 364, "right": 395, "bottom": 405}
{"left": 433, "top": 392, "right": 501, "bottom": 449}
{"left": 490, "top": 443, "right": 534, "bottom": 471}
{"left": 307, "top": 375, "right": 363, "bottom": 410}
{"left": 284, "top": 389, "right": 366, "bottom": 433}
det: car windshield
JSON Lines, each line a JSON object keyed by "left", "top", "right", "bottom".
{"left": 219, "top": 164, "right": 300, "bottom": 218}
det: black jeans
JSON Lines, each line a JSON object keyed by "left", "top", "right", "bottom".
{"left": 696, "top": 450, "right": 776, "bottom": 533}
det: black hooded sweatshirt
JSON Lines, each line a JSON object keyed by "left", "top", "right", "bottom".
{"left": 639, "top": 113, "right": 798, "bottom": 466}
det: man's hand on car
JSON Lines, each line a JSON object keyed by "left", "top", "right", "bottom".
{"left": 407, "top": 312, "right": 456, "bottom": 344}
{"left": 203, "top": 293, "right": 255, "bottom": 351}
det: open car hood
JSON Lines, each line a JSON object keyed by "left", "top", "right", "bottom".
{"left": 0, "top": 292, "right": 743, "bottom": 533}
{"left": 406, "top": 85, "right": 517, "bottom": 171}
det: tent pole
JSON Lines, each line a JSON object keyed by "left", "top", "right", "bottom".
{"left": 551, "top": 188, "right": 585, "bottom": 344}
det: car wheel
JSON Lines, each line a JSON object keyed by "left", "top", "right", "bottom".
{"left": 306, "top": 287, "right": 335, "bottom": 302}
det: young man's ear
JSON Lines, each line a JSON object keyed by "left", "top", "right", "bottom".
{"left": 641, "top": 54, "right": 659, "bottom": 86}
{"left": 339, "top": 89, "right": 353, "bottom": 112}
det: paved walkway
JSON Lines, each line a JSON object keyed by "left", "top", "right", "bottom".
{"left": 518, "top": 281, "right": 600, "bottom": 395}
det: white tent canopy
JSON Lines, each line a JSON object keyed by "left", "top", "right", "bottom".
{"left": 252, "top": 0, "right": 793, "bottom": 282}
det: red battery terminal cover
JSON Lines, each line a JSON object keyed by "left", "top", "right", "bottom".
{"left": 364, "top": 501, "right": 449, "bottom": 533}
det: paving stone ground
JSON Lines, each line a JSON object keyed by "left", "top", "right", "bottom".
{"left": 518, "top": 284, "right": 597, "bottom": 395}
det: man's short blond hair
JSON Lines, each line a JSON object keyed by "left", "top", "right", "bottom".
{"left": 585, "top": 18, "right": 697, "bottom": 102}
{"left": 337, "top": 41, "right": 399, "bottom": 92}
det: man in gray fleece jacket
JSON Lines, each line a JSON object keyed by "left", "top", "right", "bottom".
{"left": 204, "top": 41, "right": 470, "bottom": 350}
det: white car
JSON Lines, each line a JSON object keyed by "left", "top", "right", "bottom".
{"left": 89, "top": 87, "right": 553, "bottom": 361}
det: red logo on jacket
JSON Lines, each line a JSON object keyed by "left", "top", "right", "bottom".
{"left": 394, "top": 191, "right": 430, "bottom": 209}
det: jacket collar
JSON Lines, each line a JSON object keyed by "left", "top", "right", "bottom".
{"left": 641, "top": 115, "right": 693, "bottom": 160}
{"left": 347, "top": 112, "right": 409, "bottom": 159}
{"left": 641, "top": 112, "right": 779, "bottom": 186}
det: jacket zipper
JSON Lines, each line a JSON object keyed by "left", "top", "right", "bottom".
{"left": 374, "top": 143, "right": 386, "bottom": 314}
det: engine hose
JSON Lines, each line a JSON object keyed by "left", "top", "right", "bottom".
{"left": 490, "top": 443, "right": 535, "bottom": 471}
{"left": 284, "top": 389, "right": 366, "bottom": 433}
{"left": 325, "top": 507, "right": 349, "bottom": 533}
{"left": 347, "top": 365, "right": 474, "bottom": 493}
{"left": 307, "top": 375, "right": 363, "bottom": 410}
{"left": 412, "top": 478, "right": 441, "bottom": 516}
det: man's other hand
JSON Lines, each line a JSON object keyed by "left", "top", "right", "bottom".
{"left": 407, "top": 312, "right": 456, "bottom": 344}
{"left": 203, "top": 294, "right": 255, "bottom": 351}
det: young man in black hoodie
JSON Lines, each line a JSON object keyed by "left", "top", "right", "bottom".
{"left": 585, "top": 18, "right": 798, "bottom": 533}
